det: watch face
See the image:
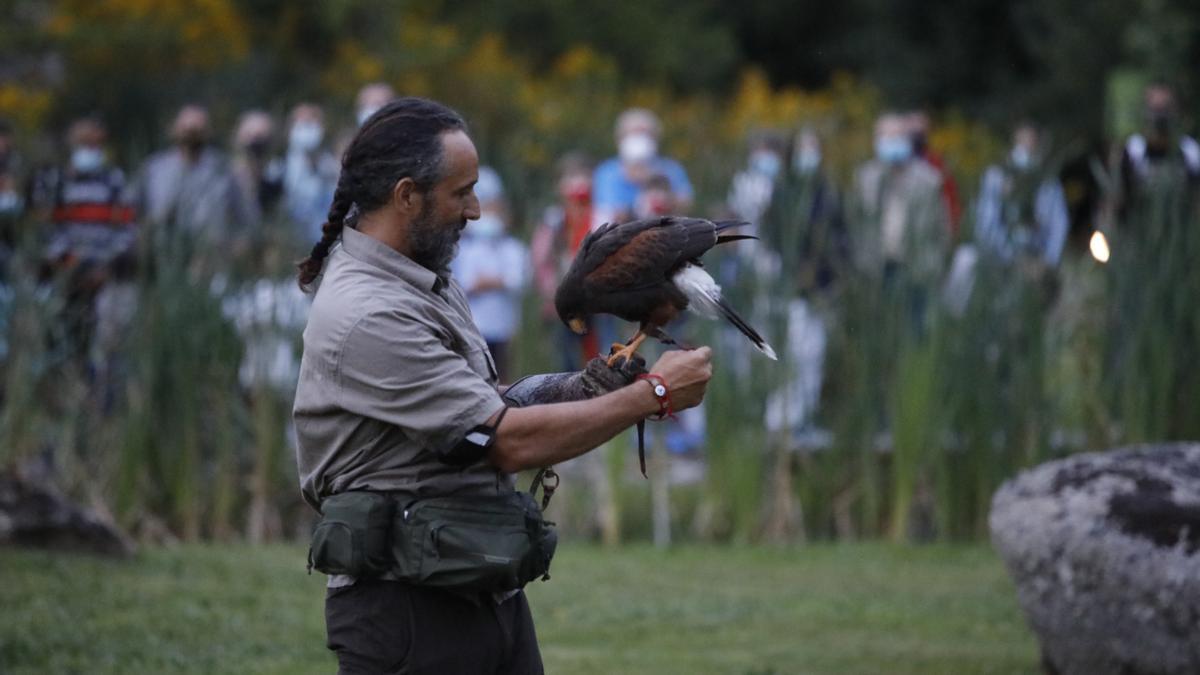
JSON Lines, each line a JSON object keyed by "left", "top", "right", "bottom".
{"left": 654, "top": 384, "right": 667, "bottom": 397}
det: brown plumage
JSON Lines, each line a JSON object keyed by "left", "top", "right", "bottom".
{"left": 554, "top": 216, "right": 776, "bottom": 366}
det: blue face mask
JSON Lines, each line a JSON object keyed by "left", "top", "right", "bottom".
{"left": 750, "top": 151, "right": 782, "bottom": 178}
{"left": 794, "top": 149, "right": 821, "bottom": 174}
{"left": 1010, "top": 146, "right": 1033, "bottom": 170}
{"left": 71, "top": 147, "right": 106, "bottom": 173}
{"left": 875, "top": 136, "right": 912, "bottom": 164}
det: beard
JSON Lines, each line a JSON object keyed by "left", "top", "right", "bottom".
{"left": 408, "top": 198, "right": 464, "bottom": 276}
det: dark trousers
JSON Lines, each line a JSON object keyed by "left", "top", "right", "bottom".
{"left": 325, "top": 579, "right": 544, "bottom": 674}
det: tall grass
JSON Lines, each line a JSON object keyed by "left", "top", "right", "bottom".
{"left": 2, "top": 168, "right": 1196, "bottom": 545}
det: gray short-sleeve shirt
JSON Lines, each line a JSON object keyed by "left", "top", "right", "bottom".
{"left": 293, "top": 226, "right": 509, "bottom": 511}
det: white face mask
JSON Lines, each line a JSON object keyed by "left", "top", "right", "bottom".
{"left": 289, "top": 122, "right": 324, "bottom": 152}
{"left": 466, "top": 213, "right": 505, "bottom": 238}
{"left": 357, "top": 106, "right": 380, "bottom": 127}
{"left": 71, "top": 147, "right": 106, "bottom": 173}
{"left": 619, "top": 133, "right": 657, "bottom": 164}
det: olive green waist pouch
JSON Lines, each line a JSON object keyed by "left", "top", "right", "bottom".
{"left": 392, "top": 491, "right": 557, "bottom": 593}
{"left": 308, "top": 490, "right": 396, "bottom": 577}
{"left": 309, "top": 490, "right": 557, "bottom": 594}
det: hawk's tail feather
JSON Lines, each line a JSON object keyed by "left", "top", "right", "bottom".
{"left": 716, "top": 296, "right": 778, "bottom": 361}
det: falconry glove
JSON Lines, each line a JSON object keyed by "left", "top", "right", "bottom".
{"left": 503, "top": 353, "right": 657, "bottom": 479}
{"left": 501, "top": 355, "right": 648, "bottom": 408}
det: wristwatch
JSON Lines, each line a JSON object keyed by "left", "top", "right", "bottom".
{"left": 636, "top": 373, "right": 672, "bottom": 420}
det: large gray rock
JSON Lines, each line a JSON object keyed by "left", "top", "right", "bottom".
{"left": 990, "top": 444, "right": 1200, "bottom": 675}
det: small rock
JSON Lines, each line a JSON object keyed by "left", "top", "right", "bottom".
{"left": 0, "top": 470, "right": 134, "bottom": 557}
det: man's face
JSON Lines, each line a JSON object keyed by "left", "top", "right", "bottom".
{"left": 408, "top": 130, "right": 481, "bottom": 274}
{"left": 1144, "top": 87, "right": 1177, "bottom": 142}
{"left": 172, "top": 107, "right": 210, "bottom": 149}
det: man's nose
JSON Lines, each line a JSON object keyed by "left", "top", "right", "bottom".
{"left": 464, "top": 198, "right": 481, "bottom": 220}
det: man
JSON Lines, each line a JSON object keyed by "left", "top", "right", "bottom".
{"left": 28, "top": 117, "right": 135, "bottom": 275}
{"left": 850, "top": 112, "right": 950, "bottom": 286}
{"left": 975, "top": 123, "right": 1069, "bottom": 270}
{"left": 1113, "top": 83, "right": 1200, "bottom": 222}
{"left": 591, "top": 108, "right": 693, "bottom": 228}
{"left": 284, "top": 103, "right": 339, "bottom": 245}
{"left": 26, "top": 117, "right": 136, "bottom": 372}
{"left": 355, "top": 82, "right": 396, "bottom": 127}
{"left": 230, "top": 110, "right": 284, "bottom": 225}
{"left": 129, "top": 104, "right": 256, "bottom": 252}
{"left": 590, "top": 109, "right": 693, "bottom": 354}
{"left": 293, "top": 97, "right": 712, "bottom": 674}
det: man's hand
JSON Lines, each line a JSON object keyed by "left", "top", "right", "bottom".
{"left": 647, "top": 347, "right": 712, "bottom": 412}
{"left": 487, "top": 347, "right": 711, "bottom": 473}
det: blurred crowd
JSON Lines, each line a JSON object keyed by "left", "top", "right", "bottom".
{"left": 0, "top": 81, "right": 1196, "bottom": 479}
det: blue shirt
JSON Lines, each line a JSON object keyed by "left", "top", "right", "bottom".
{"left": 592, "top": 156, "right": 693, "bottom": 215}
{"left": 975, "top": 165, "right": 1069, "bottom": 267}
{"left": 450, "top": 234, "right": 530, "bottom": 342}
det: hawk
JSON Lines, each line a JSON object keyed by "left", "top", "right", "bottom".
{"left": 555, "top": 216, "right": 777, "bottom": 366}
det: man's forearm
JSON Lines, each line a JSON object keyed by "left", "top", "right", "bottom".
{"left": 487, "top": 381, "right": 658, "bottom": 473}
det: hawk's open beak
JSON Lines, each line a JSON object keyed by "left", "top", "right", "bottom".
{"left": 568, "top": 318, "right": 588, "bottom": 335}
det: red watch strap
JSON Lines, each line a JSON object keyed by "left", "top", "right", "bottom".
{"left": 635, "top": 373, "right": 673, "bottom": 420}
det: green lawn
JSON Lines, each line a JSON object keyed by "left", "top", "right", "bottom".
{"left": 0, "top": 542, "right": 1038, "bottom": 674}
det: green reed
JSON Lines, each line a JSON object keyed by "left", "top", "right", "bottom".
{"left": 4, "top": 168, "right": 1196, "bottom": 545}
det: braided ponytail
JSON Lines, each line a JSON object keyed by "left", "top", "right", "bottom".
{"left": 295, "top": 96, "right": 467, "bottom": 291}
{"left": 297, "top": 178, "right": 352, "bottom": 291}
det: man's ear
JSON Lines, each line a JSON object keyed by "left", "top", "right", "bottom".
{"left": 391, "top": 177, "right": 422, "bottom": 215}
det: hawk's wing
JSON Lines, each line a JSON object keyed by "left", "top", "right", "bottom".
{"left": 577, "top": 217, "right": 719, "bottom": 294}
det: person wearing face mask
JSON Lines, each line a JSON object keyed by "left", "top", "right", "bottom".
{"left": 129, "top": 104, "right": 256, "bottom": 250}
{"left": 850, "top": 112, "right": 950, "bottom": 287}
{"left": 752, "top": 127, "right": 846, "bottom": 440}
{"left": 589, "top": 109, "right": 694, "bottom": 359}
{"left": 284, "top": 103, "right": 340, "bottom": 245}
{"left": 531, "top": 153, "right": 597, "bottom": 370}
{"left": 591, "top": 108, "right": 693, "bottom": 228}
{"left": 1113, "top": 83, "right": 1200, "bottom": 224}
{"left": 976, "top": 123, "right": 1069, "bottom": 270}
{"left": 727, "top": 131, "right": 786, "bottom": 226}
{"left": 355, "top": 82, "right": 396, "bottom": 128}
{"left": 23, "top": 117, "right": 138, "bottom": 377}
{"left": 27, "top": 118, "right": 134, "bottom": 272}
{"left": 231, "top": 110, "right": 284, "bottom": 225}
{"left": 450, "top": 166, "right": 529, "bottom": 382}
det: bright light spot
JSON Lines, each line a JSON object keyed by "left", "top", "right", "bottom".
{"left": 1089, "top": 231, "right": 1110, "bottom": 263}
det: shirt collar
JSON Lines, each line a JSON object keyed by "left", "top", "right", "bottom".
{"left": 340, "top": 226, "right": 444, "bottom": 293}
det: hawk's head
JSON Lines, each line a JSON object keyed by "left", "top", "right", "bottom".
{"left": 554, "top": 275, "right": 589, "bottom": 334}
